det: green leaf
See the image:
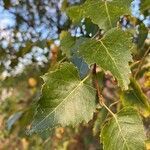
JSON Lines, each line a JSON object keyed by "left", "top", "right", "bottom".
{"left": 60, "top": 31, "right": 75, "bottom": 58}
{"left": 30, "top": 63, "right": 96, "bottom": 135}
{"left": 101, "top": 107, "right": 146, "bottom": 150}
{"left": 121, "top": 78, "right": 150, "bottom": 117}
{"left": 67, "top": 0, "right": 132, "bottom": 30}
{"left": 79, "top": 28, "right": 133, "bottom": 90}
{"left": 60, "top": 32, "right": 89, "bottom": 78}
{"left": 93, "top": 107, "right": 108, "bottom": 136}
{"left": 83, "top": 19, "right": 99, "bottom": 36}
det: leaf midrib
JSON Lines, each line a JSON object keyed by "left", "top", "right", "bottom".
{"left": 99, "top": 40, "right": 124, "bottom": 87}
{"left": 113, "top": 114, "right": 130, "bottom": 150}
{"left": 31, "top": 74, "right": 91, "bottom": 131}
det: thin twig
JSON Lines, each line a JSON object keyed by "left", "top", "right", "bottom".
{"left": 109, "top": 101, "right": 119, "bottom": 109}
{"left": 58, "top": 56, "right": 67, "bottom": 64}
{"left": 92, "top": 63, "right": 117, "bottom": 116}
{"left": 130, "top": 60, "right": 140, "bottom": 69}
{"left": 92, "top": 64, "right": 129, "bottom": 147}
{"left": 92, "top": 63, "right": 103, "bottom": 105}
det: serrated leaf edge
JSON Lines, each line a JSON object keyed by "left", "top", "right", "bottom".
{"left": 30, "top": 63, "right": 95, "bottom": 133}
{"left": 100, "top": 107, "right": 145, "bottom": 150}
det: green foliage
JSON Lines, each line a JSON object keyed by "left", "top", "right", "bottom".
{"left": 67, "top": 0, "right": 132, "bottom": 30}
{"left": 30, "top": 63, "right": 96, "bottom": 135}
{"left": 60, "top": 31, "right": 90, "bottom": 78}
{"left": 101, "top": 107, "right": 146, "bottom": 150}
{"left": 61, "top": 28, "right": 133, "bottom": 89}
{"left": 121, "top": 78, "right": 150, "bottom": 117}
{"left": 28, "top": 0, "right": 150, "bottom": 148}
{"left": 93, "top": 107, "right": 108, "bottom": 136}
{"left": 1, "top": 0, "right": 150, "bottom": 149}
{"left": 60, "top": 31, "right": 75, "bottom": 58}
{"left": 79, "top": 28, "right": 133, "bottom": 90}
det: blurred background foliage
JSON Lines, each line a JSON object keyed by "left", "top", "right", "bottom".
{"left": 0, "top": 0, "right": 150, "bottom": 149}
